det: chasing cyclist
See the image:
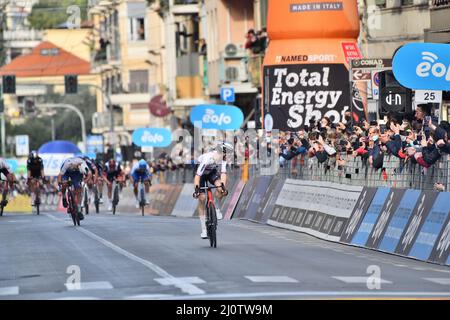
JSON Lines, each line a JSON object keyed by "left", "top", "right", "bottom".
{"left": 192, "top": 142, "right": 232, "bottom": 239}
{"left": 0, "top": 158, "right": 17, "bottom": 206}
{"left": 104, "top": 159, "right": 125, "bottom": 211}
{"left": 130, "top": 159, "right": 152, "bottom": 209}
{"left": 27, "top": 151, "right": 46, "bottom": 206}
{"left": 57, "top": 157, "right": 91, "bottom": 221}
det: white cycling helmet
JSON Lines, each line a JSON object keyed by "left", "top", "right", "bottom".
{"left": 80, "top": 162, "right": 90, "bottom": 175}
{"left": 215, "top": 141, "right": 234, "bottom": 152}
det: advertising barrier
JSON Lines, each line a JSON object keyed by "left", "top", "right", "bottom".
{"left": 266, "top": 179, "right": 364, "bottom": 241}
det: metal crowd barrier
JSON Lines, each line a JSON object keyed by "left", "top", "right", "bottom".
{"left": 278, "top": 153, "right": 450, "bottom": 192}
{"left": 143, "top": 152, "right": 450, "bottom": 192}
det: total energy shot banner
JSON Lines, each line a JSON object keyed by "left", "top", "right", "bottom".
{"left": 263, "top": 0, "right": 367, "bottom": 131}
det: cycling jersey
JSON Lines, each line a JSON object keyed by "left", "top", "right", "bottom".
{"left": 60, "top": 157, "right": 87, "bottom": 188}
{"left": 61, "top": 157, "right": 87, "bottom": 175}
{"left": 0, "top": 158, "right": 11, "bottom": 177}
{"left": 105, "top": 162, "right": 123, "bottom": 182}
{"left": 27, "top": 157, "right": 44, "bottom": 178}
{"left": 196, "top": 152, "right": 227, "bottom": 176}
{"left": 131, "top": 162, "right": 152, "bottom": 182}
{"left": 78, "top": 157, "right": 96, "bottom": 174}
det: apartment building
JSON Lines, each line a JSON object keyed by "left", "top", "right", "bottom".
{"left": 358, "top": 0, "right": 431, "bottom": 58}
{"left": 88, "top": 0, "right": 169, "bottom": 148}
{"left": 0, "top": 0, "right": 42, "bottom": 64}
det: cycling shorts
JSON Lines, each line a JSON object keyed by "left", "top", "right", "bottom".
{"left": 197, "top": 168, "right": 221, "bottom": 193}
{"left": 62, "top": 170, "right": 83, "bottom": 189}
{"left": 131, "top": 170, "right": 151, "bottom": 183}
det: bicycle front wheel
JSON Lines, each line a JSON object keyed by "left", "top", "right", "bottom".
{"left": 207, "top": 204, "right": 217, "bottom": 248}
{"left": 84, "top": 189, "right": 89, "bottom": 215}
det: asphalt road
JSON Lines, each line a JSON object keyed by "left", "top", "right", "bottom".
{"left": 1, "top": 210, "right": 450, "bottom": 300}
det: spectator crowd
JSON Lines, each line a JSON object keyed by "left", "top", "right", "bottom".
{"left": 274, "top": 106, "right": 450, "bottom": 190}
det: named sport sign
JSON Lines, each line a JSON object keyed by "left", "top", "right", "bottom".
{"left": 190, "top": 104, "right": 244, "bottom": 130}
{"left": 132, "top": 128, "right": 172, "bottom": 148}
{"left": 393, "top": 43, "right": 450, "bottom": 90}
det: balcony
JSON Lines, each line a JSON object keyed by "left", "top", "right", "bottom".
{"left": 207, "top": 55, "right": 258, "bottom": 96}
{"left": 172, "top": 0, "right": 199, "bottom": 14}
{"left": 110, "top": 83, "right": 156, "bottom": 105}
{"left": 92, "top": 109, "right": 124, "bottom": 134}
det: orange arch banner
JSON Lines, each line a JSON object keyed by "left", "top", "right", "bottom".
{"left": 263, "top": 0, "right": 367, "bottom": 130}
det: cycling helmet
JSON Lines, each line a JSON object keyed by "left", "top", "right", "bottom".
{"left": 29, "top": 150, "right": 38, "bottom": 159}
{"left": 138, "top": 159, "right": 147, "bottom": 169}
{"left": 80, "top": 162, "right": 90, "bottom": 175}
{"left": 215, "top": 141, "right": 234, "bottom": 153}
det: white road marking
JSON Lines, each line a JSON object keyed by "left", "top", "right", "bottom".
{"left": 245, "top": 276, "right": 298, "bottom": 283}
{"left": 333, "top": 276, "right": 393, "bottom": 284}
{"left": 45, "top": 213, "right": 206, "bottom": 296}
{"left": 163, "top": 291, "right": 450, "bottom": 300}
{"left": 52, "top": 297, "right": 100, "bottom": 300}
{"left": 0, "top": 286, "right": 19, "bottom": 296}
{"left": 423, "top": 278, "right": 450, "bottom": 285}
{"left": 154, "top": 277, "right": 205, "bottom": 295}
{"left": 124, "top": 294, "right": 174, "bottom": 300}
{"left": 65, "top": 281, "right": 114, "bottom": 291}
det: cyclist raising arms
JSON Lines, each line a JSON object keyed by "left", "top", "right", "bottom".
{"left": 27, "top": 151, "right": 45, "bottom": 205}
{"left": 57, "top": 157, "right": 91, "bottom": 221}
{"left": 130, "top": 159, "right": 152, "bottom": 209}
{"left": 104, "top": 159, "right": 125, "bottom": 211}
{"left": 193, "top": 142, "right": 232, "bottom": 239}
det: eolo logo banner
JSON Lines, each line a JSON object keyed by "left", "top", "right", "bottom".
{"left": 393, "top": 43, "right": 450, "bottom": 90}
{"left": 190, "top": 104, "right": 244, "bottom": 130}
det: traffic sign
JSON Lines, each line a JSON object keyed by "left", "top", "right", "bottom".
{"left": 352, "top": 69, "right": 371, "bottom": 81}
{"left": 15, "top": 135, "right": 29, "bottom": 156}
{"left": 414, "top": 90, "right": 442, "bottom": 104}
{"left": 372, "top": 71, "right": 380, "bottom": 100}
{"left": 220, "top": 87, "right": 235, "bottom": 103}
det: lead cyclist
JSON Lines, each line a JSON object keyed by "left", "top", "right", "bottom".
{"left": 193, "top": 141, "right": 233, "bottom": 239}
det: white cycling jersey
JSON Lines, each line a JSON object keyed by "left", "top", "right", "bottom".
{"left": 60, "top": 157, "right": 85, "bottom": 175}
{"left": 196, "top": 151, "right": 227, "bottom": 176}
{"left": 0, "top": 158, "right": 11, "bottom": 171}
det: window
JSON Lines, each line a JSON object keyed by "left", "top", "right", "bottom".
{"left": 129, "top": 70, "right": 149, "bottom": 93}
{"left": 40, "top": 48, "right": 59, "bottom": 56}
{"left": 129, "top": 17, "right": 146, "bottom": 41}
{"left": 128, "top": 2, "right": 147, "bottom": 42}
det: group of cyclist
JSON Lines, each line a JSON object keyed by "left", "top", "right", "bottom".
{"left": 1, "top": 141, "right": 234, "bottom": 240}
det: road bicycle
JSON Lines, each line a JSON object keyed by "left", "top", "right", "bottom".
{"left": 198, "top": 184, "right": 227, "bottom": 248}
{"left": 29, "top": 177, "right": 45, "bottom": 215}
{"left": 111, "top": 178, "right": 121, "bottom": 215}
{"left": 64, "top": 180, "right": 80, "bottom": 226}
{"left": 0, "top": 179, "right": 11, "bottom": 217}
{"left": 137, "top": 178, "right": 148, "bottom": 216}
{"left": 93, "top": 184, "right": 100, "bottom": 214}
{"left": 81, "top": 181, "right": 90, "bottom": 215}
